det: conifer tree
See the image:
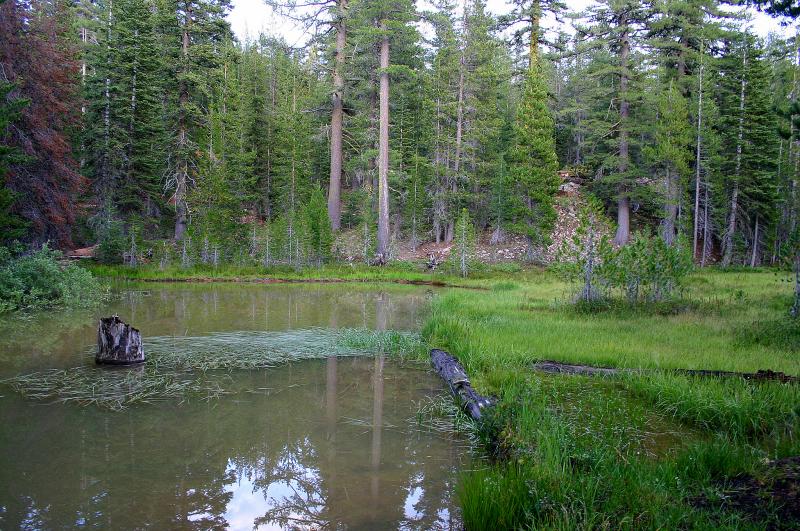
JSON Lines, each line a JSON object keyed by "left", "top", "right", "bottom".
{"left": 507, "top": 31, "right": 560, "bottom": 260}
{"left": 644, "top": 82, "right": 691, "bottom": 246}
{"left": 448, "top": 208, "right": 476, "bottom": 277}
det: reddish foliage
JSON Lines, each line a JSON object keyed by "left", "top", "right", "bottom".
{"left": 0, "top": 0, "right": 84, "bottom": 247}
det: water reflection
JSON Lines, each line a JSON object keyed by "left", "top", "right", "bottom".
{"left": 0, "top": 283, "right": 431, "bottom": 377}
{"left": 0, "top": 360, "right": 464, "bottom": 529}
{"left": 0, "top": 283, "right": 464, "bottom": 529}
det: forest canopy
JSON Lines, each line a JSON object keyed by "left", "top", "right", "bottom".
{"left": 0, "top": 0, "right": 798, "bottom": 272}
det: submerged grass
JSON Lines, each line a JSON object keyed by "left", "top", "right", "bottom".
{"left": 2, "top": 328, "right": 424, "bottom": 410}
{"left": 421, "top": 269, "right": 800, "bottom": 529}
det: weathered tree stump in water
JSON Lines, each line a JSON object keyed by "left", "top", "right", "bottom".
{"left": 430, "top": 349, "right": 494, "bottom": 421}
{"left": 96, "top": 315, "right": 145, "bottom": 365}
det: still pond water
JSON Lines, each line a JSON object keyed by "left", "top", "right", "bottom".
{"left": 0, "top": 283, "right": 468, "bottom": 530}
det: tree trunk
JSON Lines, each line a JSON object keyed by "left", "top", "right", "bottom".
{"left": 662, "top": 168, "right": 677, "bottom": 246}
{"left": 701, "top": 179, "right": 710, "bottom": 267}
{"left": 96, "top": 315, "right": 145, "bottom": 365}
{"left": 446, "top": 11, "right": 467, "bottom": 245}
{"left": 792, "top": 251, "right": 800, "bottom": 318}
{"left": 430, "top": 349, "right": 494, "bottom": 421}
{"left": 376, "top": 28, "right": 390, "bottom": 261}
{"left": 613, "top": 21, "right": 630, "bottom": 246}
{"left": 327, "top": 0, "right": 347, "bottom": 231}
{"left": 750, "top": 215, "right": 759, "bottom": 267}
{"left": 174, "top": 15, "right": 191, "bottom": 241}
{"left": 723, "top": 46, "right": 747, "bottom": 266}
{"left": 693, "top": 44, "right": 705, "bottom": 260}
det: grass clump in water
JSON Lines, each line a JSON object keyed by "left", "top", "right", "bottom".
{"left": 3, "top": 328, "right": 425, "bottom": 410}
{"left": 4, "top": 366, "right": 230, "bottom": 411}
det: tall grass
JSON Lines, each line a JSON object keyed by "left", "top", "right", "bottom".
{"left": 422, "top": 269, "right": 799, "bottom": 529}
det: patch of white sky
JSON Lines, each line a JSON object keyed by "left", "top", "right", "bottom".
{"left": 227, "top": 0, "right": 794, "bottom": 51}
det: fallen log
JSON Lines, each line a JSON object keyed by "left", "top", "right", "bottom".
{"left": 531, "top": 360, "right": 799, "bottom": 384}
{"left": 531, "top": 360, "right": 621, "bottom": 378}
{"left": 430, "top": 349, "right": 494, "bottom": 420}
{"left": 96, "top": 315, "right": 145, "bottom": 365}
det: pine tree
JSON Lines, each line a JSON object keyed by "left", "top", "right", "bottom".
{"left": 159, "top": 0, "right": 232, "bottom": 240}
{"left": 507, "top": 41, "right": 560, "bottom": 260}
{"left": 447, "top": 208, "right": 476, "bottom": 277}
{"left": 0, "top": 0, "right": 83, "bottom": 246}
{"left": 644, "top": 82, "right": 691, "bottom": 246}
{"left": 0, "top": 80, "right": 29, "bottom": 243}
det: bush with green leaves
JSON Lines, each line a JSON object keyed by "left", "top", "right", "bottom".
{"left": 0, "top": 244, "right": 104, "bottom": 313}
{"left": 603, "top": 231, "right": 693, "bottom": 303}
{"left": 556, "top": 215, "right": 693, "bottom": 305}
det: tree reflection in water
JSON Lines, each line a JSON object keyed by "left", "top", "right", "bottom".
{"left": 0, "top": 358, "right": 467, "bottom": 529}
{"left": 0, "top": 285, "right": 465, "bottom": 529}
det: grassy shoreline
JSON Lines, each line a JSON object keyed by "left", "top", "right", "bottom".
{"left": 86, "top": 263, "right": 799, "bottom": 527}
{"left": 420, "top": 268, "right": 799, "bottom": 529}
{"left": 82, "top": 262, "right": 517, "bottom": 289}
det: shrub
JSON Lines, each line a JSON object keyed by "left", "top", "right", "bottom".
{"left": 556, "top": 223, "right": 693, "bottom": 305}
{"left": 0, "top": 244, "right": 104, "bottom": 313}
{"left": 602, "top": 231, "right": 693, "bottom": 303}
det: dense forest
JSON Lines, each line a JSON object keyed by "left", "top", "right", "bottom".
{"left": 0, "top": 0, "right": 798, "bottom": 271}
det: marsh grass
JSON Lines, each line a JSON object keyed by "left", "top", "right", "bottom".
{"left": 422, "top": 269, "right": 799, "bottom": 528}
{"left": 411, "top": 394, "right": 479, "bottom": 442}
{"left": 3, "top": 366, "right": 231, "bottom": 410}
{"left": 2, "top": 328, "right": 424, "bottom": 410}
{"left": 83, "top": 262, "right": 523, "bottom": 289}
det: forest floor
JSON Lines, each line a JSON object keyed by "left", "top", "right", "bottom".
{"left": 87, "top": 262, "right": 799, "bottom": 527}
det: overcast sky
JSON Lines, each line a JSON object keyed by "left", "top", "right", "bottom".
{"left": 227, "top": 0, "right": 795, "bottom": 46}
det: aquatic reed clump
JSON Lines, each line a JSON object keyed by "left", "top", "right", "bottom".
{"left": 2, "top": 328, "right": 424, "bottom": 410}
{"left": 3, "top": 365, "right": 231, "bottom": 411}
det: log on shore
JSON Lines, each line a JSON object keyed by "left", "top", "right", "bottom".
{"left": 430, "top": 349, "right": 494, "bottom": 421}
{"left": 531, "top": 360, "right": 798, "bottom": 384}
{"left": 96, "top": 315, "right": 145, "bottom": 365}
{"left": 532, "top": 360, "right": 622, "bottom": 377}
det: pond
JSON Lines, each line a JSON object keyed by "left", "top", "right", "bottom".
{"left": 0, "top": 283, "right": 468, "bottom": 530}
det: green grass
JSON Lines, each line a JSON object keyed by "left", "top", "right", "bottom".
{"left": 82, "top": 261, "right": 521, "bottom": 289}
{"left": 420, "top": 268, "right": 800, "bottom": 529}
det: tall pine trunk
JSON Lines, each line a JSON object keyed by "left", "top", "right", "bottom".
{"left": 446, "top": 6, "right": 467, "bottom": 244}
{"left": 376, "top": 27, "right": 390, "bottom": 260}
{"left": 613, "top": 21, "right": 630, "bottom": 246}
{"left": 693, "top": 43, "right": 705, "bottom": 260}
{"left": 327, "top": 0, "right": 347, "bottom": 231}
{"left": 662, "top": 167, "right": 678, "bottom": 246}
{"left": 750, "top": 215, "right": 759, "bottom": 267}
{"left": 174, "top": 10, "right": 191, "bottom": 241}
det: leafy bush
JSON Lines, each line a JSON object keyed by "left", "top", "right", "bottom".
{"left": 0, "top": 244, "right": 104, "bottom": 313}
{"left": 556, "top": 214, "right": 693, "bottom": 305}
{"left": 602, "top": 231, "right": 693, "bottom": 303}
